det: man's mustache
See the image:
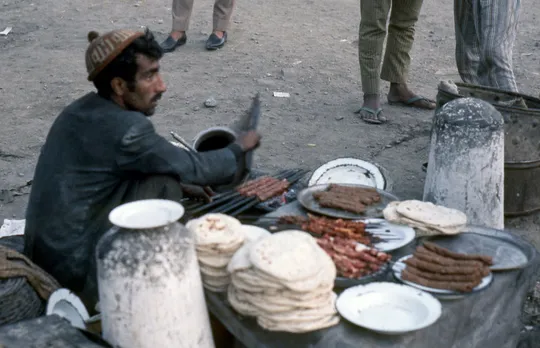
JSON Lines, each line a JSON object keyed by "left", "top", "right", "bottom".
{"left": 152, "top": 93, "right": 163, "bottom": 102}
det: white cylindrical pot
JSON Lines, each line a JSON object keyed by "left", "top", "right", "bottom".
{"left": 423, "top": 98, "right": 505, "bottom": 229}
{"left": 96, "top": 199, "right": 215, "bottom": 348}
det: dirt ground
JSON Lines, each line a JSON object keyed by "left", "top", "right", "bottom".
{"left": 1, "top": 0, "right": 540, "bottom": 328}
{"left": 2, "top": 0, "right": 539, "bottom": 239}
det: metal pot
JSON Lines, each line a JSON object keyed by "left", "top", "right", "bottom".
{"left": 192, "top": 127, "right": 252, "bottom": 192}
{"left": 192, "top": 126, "right": 237, "bottom": 152}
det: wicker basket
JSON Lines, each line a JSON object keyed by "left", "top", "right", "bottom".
{"left": 0, "top": 235, "right": 45, "bottom": 325}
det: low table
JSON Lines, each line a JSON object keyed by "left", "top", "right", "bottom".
{"left": 0, "top": 315, "right": 107, "bottom": 348}
{"left": 206, "top": 201, "right": 539, "bottom": 348}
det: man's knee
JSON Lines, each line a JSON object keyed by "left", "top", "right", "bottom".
{"left": 131, "top": 175, "right": 183, "bottom": 202}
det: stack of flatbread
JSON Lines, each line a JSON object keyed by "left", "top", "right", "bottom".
{"left": 383, "top": 200, "right": 467, "bottom": 236}
{"left": 186, "top": 213, "right": 272, "bottom": 292}
{"left": 227, "top": 230, "right": 340, "bottom": 333}
{"left": 186, "top": 213, "right": 246, "bottom": 292}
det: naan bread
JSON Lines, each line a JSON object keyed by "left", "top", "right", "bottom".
{"left": 203, "top": 283, "right": 228, "bottom": 292}
{"left": 396, "top": 200, "right": 467, "bottom": 228}
{"left": 198, "top": 253, "right": 235, "bottom": 268}
{"left": 201, "top": 274, "right": 230, "bottom": 287}
{"left": 239, "top": 225, "right": 271, "bottom": 244}
{"left": 187, "top": 213, "right": 244, "bottom": 247}
{"left": 383, "top": 201, "right": 401, "bottom": 221}
{"left": 199, "top": 264, "right": 229, "bottom": 278}
{"left": 249, "top": 231, "right": 321, "bottom": 282}
{"left": 227, "top": 244, "right": 252, "bottom": 273}
{"left": 257, "top": 314, "right": 340, "bottom": 333}
{"left": 227, "top": 286, "right": 259, "bottom": 317}
{"left": 278, "top": 247, "right": 336, "bottom": 292}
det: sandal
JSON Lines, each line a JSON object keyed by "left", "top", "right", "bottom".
{"left": 388, "top": 95, "right": 436, "bottom": 110}
{"left": 355, "top": 107, "right": 387, "bottom": 124}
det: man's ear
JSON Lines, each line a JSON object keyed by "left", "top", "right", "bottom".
{"left": 110, "top": 77, "right": 127, "bottom": 97}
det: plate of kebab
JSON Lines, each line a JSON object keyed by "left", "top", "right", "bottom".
{"left": 250, "top": 214, "right": 410, "bottom": 287}
{"left": 297, "top": 183, "right": 399, "bottom": 219}
{"left": 255, "top": 214, "right": 415, "bottom": 252}
{"left": 392, "top": 242, "right": 494, "bottom": 298}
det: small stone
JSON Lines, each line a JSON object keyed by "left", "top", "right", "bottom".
{"left": 193, "top": 106, "right": 200, "bottom": 111}
{"left": 204, "top": 97, "right": 217, "bottom": 108}
{"left": 335, "top": 116, "right": 344, "bottom": 121}
{"left": 18, "top": 173, "right": 24, "bottom": 177}
{"left": 385, "top": 145, "right": 392, "bottom": 148}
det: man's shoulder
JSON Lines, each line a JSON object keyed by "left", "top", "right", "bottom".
{"left": 59, "top": 92, "right": 150, "bottom": 129}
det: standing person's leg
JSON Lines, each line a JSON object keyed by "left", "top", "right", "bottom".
{"left": 161, "top": 0, "right": 195, "bottom": 53}
{"left": 454, "top": 0, "right": 482, "bottom": 85}
{"left": 356, "top": 0, "right": 391, "bottom": 124}
{"left": 382, "top": 0, "right": 435, "bottom": 110}
{"left": 477, "top": 0, "right": 520, "bottom": 92}
{"left": 206, "top": 0, "right": 236, "bottom": 50}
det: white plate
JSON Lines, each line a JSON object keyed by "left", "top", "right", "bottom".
{"left": 336, "top": 282, "right": 441, "bottom": 335}
{"left": 362, "top": 219, "right": 416, "bottom": 252}
{"left": 308, "top": 158, "right": 386, "bottom": 189}
{"left": 108, "top": 199, "right": 185, "bottom": 229}
{"left": 46, "top": 289, "right": 90, "bottom": 330}
{"left": 392, "top": 255, "right": 493, "bottom": 295}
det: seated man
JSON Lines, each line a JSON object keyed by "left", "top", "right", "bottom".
{"left": 23, "top": 28, "right": 261, "bottom": 309}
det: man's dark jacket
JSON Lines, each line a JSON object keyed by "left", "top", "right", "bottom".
{"left": 24, "top": 92, "right": 242, "bottom": 297}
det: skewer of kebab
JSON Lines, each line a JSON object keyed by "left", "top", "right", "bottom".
{"left": 276, "top": 214, "right": 394, "bottom": 246}
{"left": 398, "top": 242, "right": 493, "bottom": 293}
{"left": 317, "top": 235, "right": 392, "bottom": 278}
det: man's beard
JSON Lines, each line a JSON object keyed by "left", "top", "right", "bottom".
{"left": 125, "top": 100, "right": 156, "bottom": 117}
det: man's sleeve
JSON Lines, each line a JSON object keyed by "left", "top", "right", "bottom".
{"left": 115, "top": 120, "right": 243, "bottom": 186}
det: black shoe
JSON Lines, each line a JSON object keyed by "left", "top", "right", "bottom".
{"left": 205, "top": 32, "right": 227, "bottom": 50}
{"left": 160, "top": 34, "right": 187, "bottom": 53}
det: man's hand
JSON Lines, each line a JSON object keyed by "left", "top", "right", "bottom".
{"left": 235, "top": 130, "right": 261, "bottom": 152}
{"left": 180, "top": 183, "right": 215, "bottom": 203}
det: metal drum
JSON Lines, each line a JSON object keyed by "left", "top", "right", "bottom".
{"left": 436, "top": 82, "right": 540, "bottom": 217}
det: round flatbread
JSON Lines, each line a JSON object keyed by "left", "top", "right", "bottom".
{"left": 257, "top": 314, "right": 340, "bottom": 333}
{"left": 202, "top": 274, "right": 230, "bottom": 287}
{"left": 249, "top": 231, "right": 321, "bottom": 282}
{"left": 383, "top": 201, "right": 401, "bottom": 222}
{"left": 259, "top": 295, "right": 337, "bottom": 322}
{"left": 198, "top": 252, "right": 235, "bottom": 268}
{"left": 396, "top": 200, "right": 467, "bottom": 228}
{"left": 232, "top": 269, "right": 284, "bottom": 290}
{"left": 230, "top": 275, "right": 269, "bottom": 293}
{"left": 227, "top": 244, "right": 252, "bottom": 273}
{"left": 254, "top": 291, "right": 335, "bottom": 311}
{"left": 199, "top": 264, "right": 228, "bottom": 278}
{"left": 279, "top": 247, "right": 336, "bottom": 292}
{"left": 227, "top": 286, "right": 259, "bottom": 317}
{"left": 187, "top": 213, "right": 244, "bottom": 247}
{"left": 239, "top": 225, "right": 271, "bottom": 244}
{"left": 397, "top": 214, "right": 464, "bottom": 235}
{"left": 203, "top": 282, "right": 228, "bottom": 292}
